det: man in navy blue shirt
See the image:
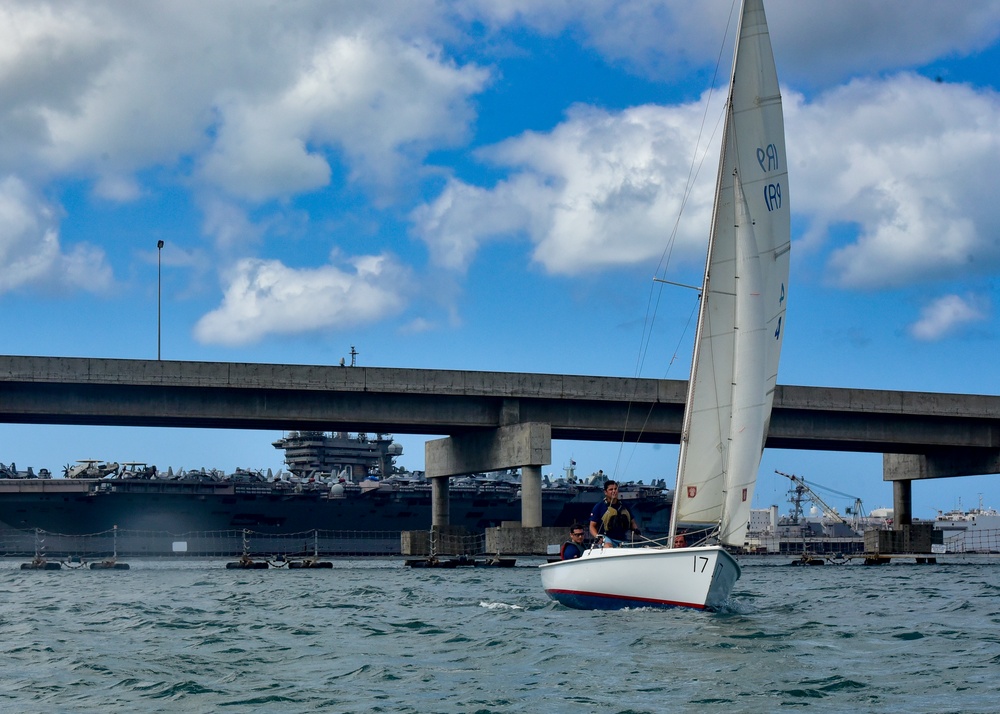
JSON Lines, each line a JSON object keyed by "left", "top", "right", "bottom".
{"left": 589, "top": 480, "right": 639, "bottom": 546}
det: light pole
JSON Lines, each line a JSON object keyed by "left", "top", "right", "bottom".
{"left": 157, "top": 240, "right": 164, "bottom": 360}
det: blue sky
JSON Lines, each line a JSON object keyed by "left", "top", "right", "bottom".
{"left": 2, "top": 0, "right": 1000, "bottom": 520}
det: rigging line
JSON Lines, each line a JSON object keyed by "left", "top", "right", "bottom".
{"left": 651, "top": 107, "right": 728, "bottom": 287}
{"left": 616, "top": 275, "right": 698, "bottom": 476}
{"left": 634, "top": 5, "right": 739, "bottom": 383}
{"left": 617, "top": 2, "right": 740, "bottom": 480}
{"left": 651, "top": 0, "right": 740, "bottom": 284}
{"left": 613, "top": 276, "right": 698, "bottom": 482}
{"left": 613, "top": 298, "right": 700, "bottom": 480}
{"left": 633, "top": 5, "right": 738, "bottom": 383}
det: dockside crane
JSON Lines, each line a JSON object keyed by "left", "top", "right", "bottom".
{"left": 775, "top": 470, "right": 866, "bottom": 536}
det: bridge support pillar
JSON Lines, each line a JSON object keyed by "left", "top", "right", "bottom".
{"left": 892, "top": 479, "right": 912, "bottom": 528}
{"left": 425, "top": 422, "right": 551, "bottom": 528}
{"left": 520, "top": 465, "right": 542, "bottom": 528}
{"left": 884, "top": 454, "right": 917, "bottom": 527}
{"left": 431, "top": 476, "right": 450, "bottom": 527}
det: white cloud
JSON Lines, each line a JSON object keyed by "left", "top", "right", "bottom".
{"left": 462, "top": 1, "right": 1000, "bottom": 87}
{"left": 412, "top": 100, "right": 722, "bottom": 275}
{"left": 0, "top": 0, "right": 488, "bottom": 307}
{"left": 399, "top": 317, "right": 436, "bottom": 335}
{"left": 1, "top": 1, "right": 997, "bottom": 203}
{"left": 7, "top": 0, "right": 991, "bottom": 207}
{"left": 765, "top": 2, "right": 1000, "bottom": 87}
{"left": 789, "top": 74, "right": 1000, "bottom": 288}
{"left": 199, "top": 33, "right": 487, "bottom": 201}
{"left": 414, "top": 73, "right": 1000, "bottom": 289}
{"left": 0, "top": 175, "right": 112, "bottom": 293}
{"left": 92, "top": 175, "right": 142, "bottom": 202}
{"left": 2, "top": 0, "right": 999, "bottom": 332}
{"left": 0, "top": 1, "right": 487, "bottom": 202}
{"left": 193, "top": 252, "right": 411, "bottom": 346}
{"left": 411, "top": 178, "right": 533, "bottom": 272}
{"left": 909, "top": 294, "right": 988, "bottom": 341}
{"left": 199, "top": 198, "right": 266, "bottom": 253}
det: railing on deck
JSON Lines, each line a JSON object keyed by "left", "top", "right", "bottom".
{"left": 0, "top": 527, "right": 412, "bottom": 558}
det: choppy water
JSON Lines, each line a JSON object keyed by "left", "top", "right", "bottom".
{"left": 1, "top": 557, "right": 998, "bottom": 713}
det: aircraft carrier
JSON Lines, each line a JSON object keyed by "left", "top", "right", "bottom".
{"left": 0, "top": 433, "right": 673, "bottom": 551}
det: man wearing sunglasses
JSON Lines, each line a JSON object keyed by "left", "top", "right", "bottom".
{"left": 559, "top": 525, "right": 587, "bottom": 560}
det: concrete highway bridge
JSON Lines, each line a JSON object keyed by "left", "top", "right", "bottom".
{"left": 1, "top": 355, "right": 998, "bottom": 529}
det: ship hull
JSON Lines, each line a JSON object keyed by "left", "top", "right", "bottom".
{"left": 0, "top": 479, "right": 671, "bottom": 545}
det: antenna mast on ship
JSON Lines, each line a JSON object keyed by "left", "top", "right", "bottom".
{"left": 339, "top": 345, "right": 359, "bottom": 368}
{"left": 563, "top": 459, "right": 577, "bottom": 483}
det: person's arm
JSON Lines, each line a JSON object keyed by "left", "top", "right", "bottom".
{"left": 589, "top": 502, "right": 603, "bottom": 538}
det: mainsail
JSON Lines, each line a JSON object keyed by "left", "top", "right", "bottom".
{"left": 670, "top": 0, "right": 790, "bottom": 547}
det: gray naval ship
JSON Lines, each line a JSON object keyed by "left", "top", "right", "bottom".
{"left": 0, "top": 433, "right": 673, "bottom": 541}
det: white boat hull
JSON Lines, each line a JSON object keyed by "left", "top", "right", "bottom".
{"left": 539, "top": 545, "right": 741, "bottom": 611}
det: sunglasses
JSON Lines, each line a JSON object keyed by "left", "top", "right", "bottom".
{"left": 571, "top": 532, "right": 584, "bottom": 537}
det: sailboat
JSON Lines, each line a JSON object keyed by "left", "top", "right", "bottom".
{"left": 539, "top": 0, "right": 789, "bottom": 611}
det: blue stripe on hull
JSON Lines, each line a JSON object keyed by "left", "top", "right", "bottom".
{"left": 545, "top": 589, "right": 706, "bottom": 611}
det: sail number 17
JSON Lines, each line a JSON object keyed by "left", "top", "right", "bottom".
{"left": 694, "top": 555, "right": 709, "bottom": 573}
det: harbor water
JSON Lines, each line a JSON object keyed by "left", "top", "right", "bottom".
{"left": 2, "top": 557, "right": 998, "bottom": 713}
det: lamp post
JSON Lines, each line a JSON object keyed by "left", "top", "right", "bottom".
{"left": 157, "top": 240, "right": 164, "bottom": 360}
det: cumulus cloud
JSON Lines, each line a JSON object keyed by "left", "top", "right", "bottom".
{"left": 790, "top": 74, "right": 1000, "bottom": 288}
{"left": 765, "top": 2, "right": 1000, "bottom": 87}
{"left": 461, "top": 1, "right": 1000, "bottom": 87}
{"left": 412, "top": 100, "right": 722, "bottom": 275}
{"left": 399, "top": 317, "right": 436, "bottom": 335}
{"left": 193, "top": 252, "right": 411, "bottom": 346}
{"left": 199, "top": 33, "right": 487, "bottom": 201}
{"left": 199, "top": 198, "right": 266, "bottom": 253}
{"left": 0, "top": 176, "right": 112, "bottom": 293}
{"left": 413, "top": 73, "right": 1000, "bottom": 289}
{"left": 7, "top": 0, "right": 991, "bottom": 208}
{"left": 909, "top": 294, "right": 988, "bottom": 341}
{"left": 0, "top": 0, "right": 488, "bottom": 312}
{"left": 0, "top": 1, "right": 488, "bottom": 202}
{"left": 3, "top": 0, "right": 1000, "bottom": 340}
